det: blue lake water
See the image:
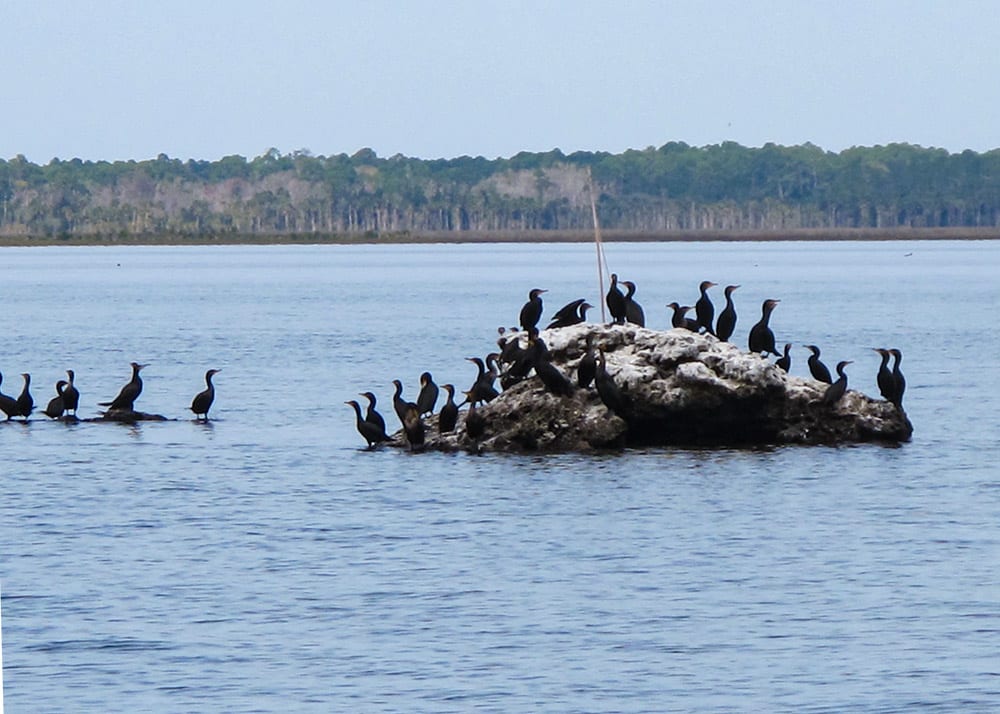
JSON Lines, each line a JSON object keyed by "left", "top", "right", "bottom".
{"left": 1, "top": 240, "right": 998, "bottom": 712}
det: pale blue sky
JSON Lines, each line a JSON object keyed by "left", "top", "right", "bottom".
{"left": 3, "top": 0, "right": 998, "bottom": 163}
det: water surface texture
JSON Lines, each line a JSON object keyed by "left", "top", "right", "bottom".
{"left": 2, "top": 241, "right": 998, "bottom": 712}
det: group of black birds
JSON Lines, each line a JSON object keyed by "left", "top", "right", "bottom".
{"left": 0, "top": 363, "right": 222, "bottom": 422}
{"left": 349, "top": 275, "right": 907, "bottom": 450}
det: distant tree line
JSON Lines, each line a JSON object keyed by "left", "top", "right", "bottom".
{"left": 2, "top": 142, "right": 999, "bottom": 238}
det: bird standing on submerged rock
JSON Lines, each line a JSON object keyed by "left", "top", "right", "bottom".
{"left": 416, "top": 371, "right": 439, "bottom": 416}
{"left": 805, "top": 345, "right": 833, "bottom": 384}
{"left": 190, "top": 368, "right": 221, "bottom": 420}
{"left": 43, "top": 380, "right": 68, "bottom": 419}
{"left": 622, "top": 281, "right": 645, "bottom": 327}
{"left": 715, "top": 285, "right": 739, "bottom": 341}
{"left": 667, "top": 302, "right": 699, "bottom": 331}
{"left": 63, "top": 369, "right": 80, "bottom": 417}
{"left": 100, "top": 362, "right": 146, "bottom": 411}
{"left": 519, "top": 288, "right": 547, "bottom": 332}
{"left": 606, "top": 273, "right": 627, "bottom": 325}
{"left": 438, "top": 384, "right": 459, "bottom": 433}
{"left": 873, "top": 348, "right": 894, "bottom": 402}
{"left": 776, "top": 343, "right": 792, "bottom": 373}
{"left": 16, "top": 373, "right": 33, "bottom": 420}
{"left": 889, "top": 348, "right": 906, "bottom": 409}
{"left": 821, "top": 360, "right": 853, "bottom": 406}
{"left": 462, "top": 390, "right": 487, "bottom": 451}
{"left": 748, "top": 299, "right": 781, "bottom": 357}
{"left": 0, "top": 373, "right": 19, "bottom": 420}
{"left": 359, "top": 391, "right": 387, "bottom": 434}
{"left": 345, "top": 400, "right": 392, "bottom": 449}
{"left": 695, "top": 281, "right": 717, "bottom": 335}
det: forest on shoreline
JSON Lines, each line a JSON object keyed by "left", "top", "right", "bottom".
{"left": 2, "top": 142, "right": 1000, "bottom": 240}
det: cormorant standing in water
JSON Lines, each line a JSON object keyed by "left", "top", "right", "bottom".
{"left": 359, "top": 391, "right": 387, "bottom": 434}
{"left": 667, "top": 302, "right": 699, "bottom": 331}
{"left": 694, "top": 280, "right": 717, "bottom": 335}
{"left": 416, "top": 371, "right": 439, "bottom": 416}
{"left": 577, "top": 334, "right": 597, "bottom": 389}
{"left": 519, "top": 288, "right": 547, "bottom": 332}
{"left": 622, "top": 281, "right": 645, "bottom": 327}
{"left": 100, "top": 362, "right": 146, "bottom": 411}
{"left": 402, "top": 404, "right": 426, "bottom": 451}
{"left": 547, "top": 298, "right": 586, "bottom": 329}
{"left": 190, "top": 368, "right": 221, "bottom": 420}
{"left": 466, "top": 357, "right": 500, "bottom": 404}
{"left": 0, "top": 373, "right": 19, "bottom": 420}
{"left": 775, "top": 343, "right": 792, "bottom": 373}
{"left": 715, "top": 285, "right": 740, "bottom": 342}
{"left": 595, "top": 350, "right": 627, "bottom": 418}
{"left": 606, "top": 273, "right": 627, "bottom": 325}
{"left": 748, "top": 299, "right": 781, "bottom": 356}
{"left": 873, "top": 348, "right": 894, "bottom": 402}
{"left": 43, "top": 380, "right": 67, "bottom": 419}
{"left": 16, "top": 373, "right": 33, "bottom": 420}
{"left": 889, "top": 348, "right": 906, "bottom": 409}
{"left": 438, "top": 384, "right": 459, "bottom": 433}
{"left": 805, "top": 345, "right": 833, "bottom": 384}
{"left": 63, "top": 369, "right": 80, "bottom": 417}
{"left": 821, "top": 360, "right": 853, "bottom": 406}
{"left": 345, "top": 400, "right": 392, "bottom": 449}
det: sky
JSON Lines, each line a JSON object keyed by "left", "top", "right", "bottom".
{"left": 3, "top": 0, "right": 999, "bottom": 164}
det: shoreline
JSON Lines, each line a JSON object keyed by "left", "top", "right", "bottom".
{"left": 1, "top": 227, "right": 999, "bottom": 247}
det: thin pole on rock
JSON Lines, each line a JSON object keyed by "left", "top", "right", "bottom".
{"left": 588, "top": 168, "right": 608, "bottom": 323}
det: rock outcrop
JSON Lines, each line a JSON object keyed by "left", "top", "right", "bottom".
{"left": 397, "top": 323, "right": 913, "bottom": 453}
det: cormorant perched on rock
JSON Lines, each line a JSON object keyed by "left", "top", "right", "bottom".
{"left": 43, "top": 380, "right": 67, "bottom": 419}
{"left": 100, "top": 362, "right": 146, "bottom": 411}
{"left": 776, "top": 343, "right": 792, "bottom": 373}
{"left": 16, "top": 373, "right": 33, "bottom": 420}
{"left": 466, "top": 357, "right": 500, "bottom": 404}
{"left": 595, "top": 350, "right": 628, "bottom": 418}
{"left": 359, "top": 391, "right": 387, "bottom": 434}
{"left": 805, "top": 345, "right": 833, "bottom": 384}
{"left": 402, "top": 404, "right": 426, "bottom": 451}
{"left": 438, "top": 384, "right": 459, "bottom": 433}
{"left": 606, "top": 273, "right": 627, "bottom": 324}
{"left": 0, "top": 373, "right": 19, "bottom": 420}
{"left": 547, "top": 298, "right": 586, "bottom": 329}
{"left": 416, "top": 371, "right": 439, "bottom": 416}
{"left": 63, "top": 369, "right": 80, "bottom": 417}
{"left": 519, "top": 288, "right": 547, "bottom": 332}
{"left": 667, "top": 302, "right": 699, "bottom": 331}
{"left": 462, "top": 389, "right": 487, "bottom": 450}
{"left": 873, "top": 348, "right": 894, "bottom": 402}
{"left": 345, "top": 400, "right": 392, "bottom": 449}
{"left": 889, "top": 348, "right": 906, "bottom": 409}
{"left": 534, "top": 353, "right": 574, "bottom": 397}
{"left": 821, "top": 360, "right": 852, "bottom": 406}
{"left": 577, "top": 334, "right": 597, "bottom": 389}
{"left": 715, "top": 285, "right": 739, "bottom": 342}
{"left": 622, "top": 281, "right": 645, "bottom": 327}
{"left": 190, "top": 368, "right": 221, "bottom": 421}
{"left": 391, "top": 379, "right": 417, "bottom": 427}
{"left": 694, "top": 281, "right": 717, "bottom": 335}
{"left": 748, "top": 299, "right": 781, "bottom": 357}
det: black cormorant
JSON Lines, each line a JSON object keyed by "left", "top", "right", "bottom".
{"left": 889, "top": 348, "right": 906, "bottom": 409}
{"left": 534, "top": 353, "right": 574, "bottom": 397}
{"left": 466, "top": 357, "right": 500, "bottom": 404}
{"left": 622, "top": 281, "right": 646, "bottom": 327}
{"left": 748, "top": 299, "right": 781, "bottom": 356}
{"left": 873, "top": 348, "right": 894, "bottom": 402}
{"left": 438, "top": 384, "right": 459, "bottom": 433}
{"left": 43, "top": 381, "right": 68, "bottom": 419}
{"left": 595, "top": 350, "right": 628, "bottom": 418}
{"left": 16, "top": 373, "right": 33, "bottom": 420}
{"left": 805, "top": 345, "right": 833, "bottom": 384}
{"left": 402, "top": 404, "right": 426, "bottom": 451}
{"left": 776, "top": 343, "right": 792, "bottom": 373}
{"left": 416, "top": 371, "right": 439, "bottom": 416}
{"left": 63, "top": 369, "right": 80, "bottom": 416}
{"left": 606, "top": 273, "right": 627, "bottom": 324}
{"left": 100, "top": 362, "right": 146, "bottom": 411}
{"left": 190, "top": 368, "right": 221, "bottom": 420}
{"left": 667, "top": 302, "right": 699, "bottom": 331}
{"left": 715, "top": 285, "right": 740, "bottom": 341}
{"left": 519, "top": 288, "right": 547, "bottom": 332}
{"left": 345, "top": 400, "right": 392, "bottom": 449}
{"left": 0, "top": 373, "right": 18, "bottom": 420}
{"left": 391, "top": 379, "right": 416, "bottom": 427}
{"left": 547, "top": 298, "right": 586, "bottom": 329}
{"left": 821, "top": 360, "right": 852, "bottom": 406}
{"left": 577, "top": 334, "right": 597, "bottom": 389}
{"left": 359, "top": 391, "right": 387, "bottom": 434}
{"left": 694, "top": 280, "right": 717, "bottom": 335}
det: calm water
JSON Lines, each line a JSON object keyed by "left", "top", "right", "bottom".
{"left": 1, "top": 241, "right": 998, "bottom": 713}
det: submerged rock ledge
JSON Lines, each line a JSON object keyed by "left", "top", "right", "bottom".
{"left": 399, "top": 323, "right": 912, "bottom": 453}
